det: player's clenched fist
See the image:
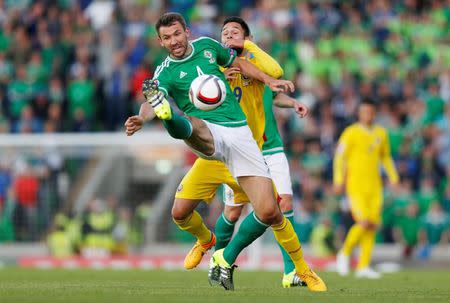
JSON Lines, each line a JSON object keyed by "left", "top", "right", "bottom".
{"left": 124, "top": 115, "right": 144, "bottom": 136}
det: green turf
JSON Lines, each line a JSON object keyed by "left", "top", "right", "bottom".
{"left": 0, "top": 268, "right": 449, "bottom": 303}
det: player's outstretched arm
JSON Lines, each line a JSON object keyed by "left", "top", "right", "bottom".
{"left": 231, "top": 57, "right": 294, "bottom": 93}
{"left": 273, "top": 93, "right": 309, "bottom": 118}
{"left": 225, "top": 39, "right": 283, "bottom": 79}
{"left": 380, "top": 130, "right": 399, "bottom": 186}
{"left": 124, "top": 102, "right": 155, "bottom": 136}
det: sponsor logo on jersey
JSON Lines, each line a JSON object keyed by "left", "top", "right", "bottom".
{"left": 177, "top": 184, "right": 183, "bottom": 192}
{"left": 179, "top": 71, "right": 187, "bottom": 79}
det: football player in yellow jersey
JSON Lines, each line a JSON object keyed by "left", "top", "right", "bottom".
{"left": 333, "top": 98, "right": 399, "bottom": 279}
{"left": 125, "top": 17, "right": 326, "bottom": 292}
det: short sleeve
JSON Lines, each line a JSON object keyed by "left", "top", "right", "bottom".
{"left": 336, "top": 128, "right": 352, "bottom": 155}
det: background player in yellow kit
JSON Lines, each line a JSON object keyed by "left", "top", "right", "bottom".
{"left": 333, "top": 98, "right": 399, "bottom": 279}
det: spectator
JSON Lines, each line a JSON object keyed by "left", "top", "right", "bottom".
{"left": 12, "top": 105, "right": 43, "bottom": 133}
{"left": 7, "top": 65, "right": 31, "bottom": 119}
{"left": 103, "top": 51, "right": 130, "bottom": 130}
{"left": 12, "top": 160, "right": 39, "bottom": 241}
{"left": 67, "top": 67, "right": 95, "bottom": 126}
{"left": 393, "top": 202, "right": 421, "bottom": 259}
{"left": 310, "top": 214, "right": 337, "bottom": 257}
{"left": 0, "top": 188, "right": 15, "bottom": 242}
{"left": 418, "top": 202, "right": 450, "bottom": 255}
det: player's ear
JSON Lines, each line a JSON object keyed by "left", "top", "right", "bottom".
{"left": 185, "top": 27, "right": 191, "bottom": 38}
{"left": 157, "top": 36, "right": 164, "bottom": 47}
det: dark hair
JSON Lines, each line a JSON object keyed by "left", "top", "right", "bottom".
{"left": 155, "top": 12, "right": 187, "bottom": 35}
{"left": 223, "top": 16, "right": 251, "bottom": 37}
{"left": 360, "top": 97, "right": 377, "bottom": 108}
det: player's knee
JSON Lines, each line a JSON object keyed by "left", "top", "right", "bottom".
{"left": 171, "top": 204, "right": 189, "bottom": 221}
{"left": 256, "top": 204, "right": 282, "bottom": 225}
{"left": 278, "top": 195, "right": 293, "bottom": 213}
{"left": 368, "top": 222, "right": 379, "bottom": 231}
{"left": 358, "top": 220, "right": 377, "bottom": 231}
{"left": 224, "top": 206, "right": 242, "bottom": 223}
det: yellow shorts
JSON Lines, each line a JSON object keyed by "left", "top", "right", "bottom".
{"left": 347, "top": 190, "right": 383, "bottom": 225}
{"left": 175, "top": 158, "right": 249, "bottom": 204}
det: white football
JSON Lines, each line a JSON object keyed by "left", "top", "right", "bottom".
{"left": 189, "top": 74, "right": 226, "bottom": 111}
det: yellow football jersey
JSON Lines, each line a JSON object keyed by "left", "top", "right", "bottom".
{"left": 222, "top": 40, "right": 283, "bottom": 148}
{"left": 333, "top": 123, "right": 399, "bottom": 194}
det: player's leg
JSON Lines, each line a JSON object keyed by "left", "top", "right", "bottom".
{"left": 172, "top": 198, "right": 216, "bottom": 269}
{"left": 208, "top": 203, "right": 243, "bottom": 286}
{"left": 210, "top": 125, "right": 325, "bottom": 291}
{"left": 214, "top": 180, "right": 249, "bottom": 251}
{"left": 214, "top": 205, "right": 244, "bottom": 251}
{"left": 264, "top": 152, "right": 303, "bottom": 287}
{"left": 225, "top": 176, "right": 325, "bottom": 291}
{"left": 355, "top": 193, "right": 382, "bottom": 279}
{"left": 337, "top": 192, "right": 371, "bottom": 276}
{"left": 172, "top": 198, "right": 210, "bottom": 243}
{"left": 173, "top": 159, "right": 226, "bottom": 269}
{"left": 143, "top": 79, "right": 216, "bottom": 156}
{"left": 208, "top": 182, "right": 246, "bottom": 286}
{"left": 278, "top": 194, "right": 305, "bottom": 287}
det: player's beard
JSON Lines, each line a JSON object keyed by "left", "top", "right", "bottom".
{"left": 170, "top": 41, "right": 189, "bottom": 59}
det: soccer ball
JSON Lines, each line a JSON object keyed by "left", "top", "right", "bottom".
{"left": 189, "top": 74, "right": 226, "bottom": 111}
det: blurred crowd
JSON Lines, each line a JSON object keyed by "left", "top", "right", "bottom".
{"left": 0, "top": 151, "right": 68, "bottom": 242}
{"left": 0, "top": 0, "right": 449, "bottom": 259}
{"left": 47, "top": 197, "right": 150, "bottom": 258}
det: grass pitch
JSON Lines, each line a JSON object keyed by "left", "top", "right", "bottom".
{"left": 0, "top": 268, "right": 449, "bottom": 303}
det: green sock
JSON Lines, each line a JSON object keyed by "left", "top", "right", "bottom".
{"left": 223, "top": 211, "right": 268, "bottom": 265}
{"left": 162, "top": 108, "right": 193, "bottom": 139}
{"left": 277, "top": 211, "right": 296, "bottom": 274}
{"left": 214, "top": 212, "right": 236, "bottom": 250}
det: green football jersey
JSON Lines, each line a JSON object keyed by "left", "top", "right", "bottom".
{"left": 153, "top": 37, "right": 247, "bottom": 127}
{"left": 262, "top": 86, "right": 284, "bottom": 155}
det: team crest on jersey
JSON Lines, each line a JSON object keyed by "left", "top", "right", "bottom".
{"left": 204, "top": 50, "right": 215, "bottom": 63}
{"left": 226, "top": 188, "right": 234, "bottom": 202}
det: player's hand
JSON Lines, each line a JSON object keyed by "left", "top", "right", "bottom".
{"left": 267, "top": 78, "right": 295, "bottom": 93}
{"left": 224, "top": 38, "right": 244, "bottom": 50}
{"left": 125, "top": 115, "right": 144, "bottom": 136}
{"left": 294, "top": 102, "right": 309, "bottom": 118}
{"left": 223, "top": 67, "right": 241, "bottom": 80}
{"left": 333, "top": 184, "right": 345, "bottom": 196}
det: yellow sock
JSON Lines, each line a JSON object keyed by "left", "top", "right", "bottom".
{"left": 357, "top": 230, "right": 375, "bottom": 269}
{"left": 341, "top": 223, "right": 365, "bottom": 256}
{"left": 272, "top": 217, "right": 309, "bottom": 275}
{"left": 173, "top": 211, "right": 212, "bottom": 244}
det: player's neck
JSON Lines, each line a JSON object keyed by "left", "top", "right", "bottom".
{"left": 170, "top": 43, "right": 193, "bottom": 60}
{"left": 359, "top": 122, "right": 374, "bottom": 130}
